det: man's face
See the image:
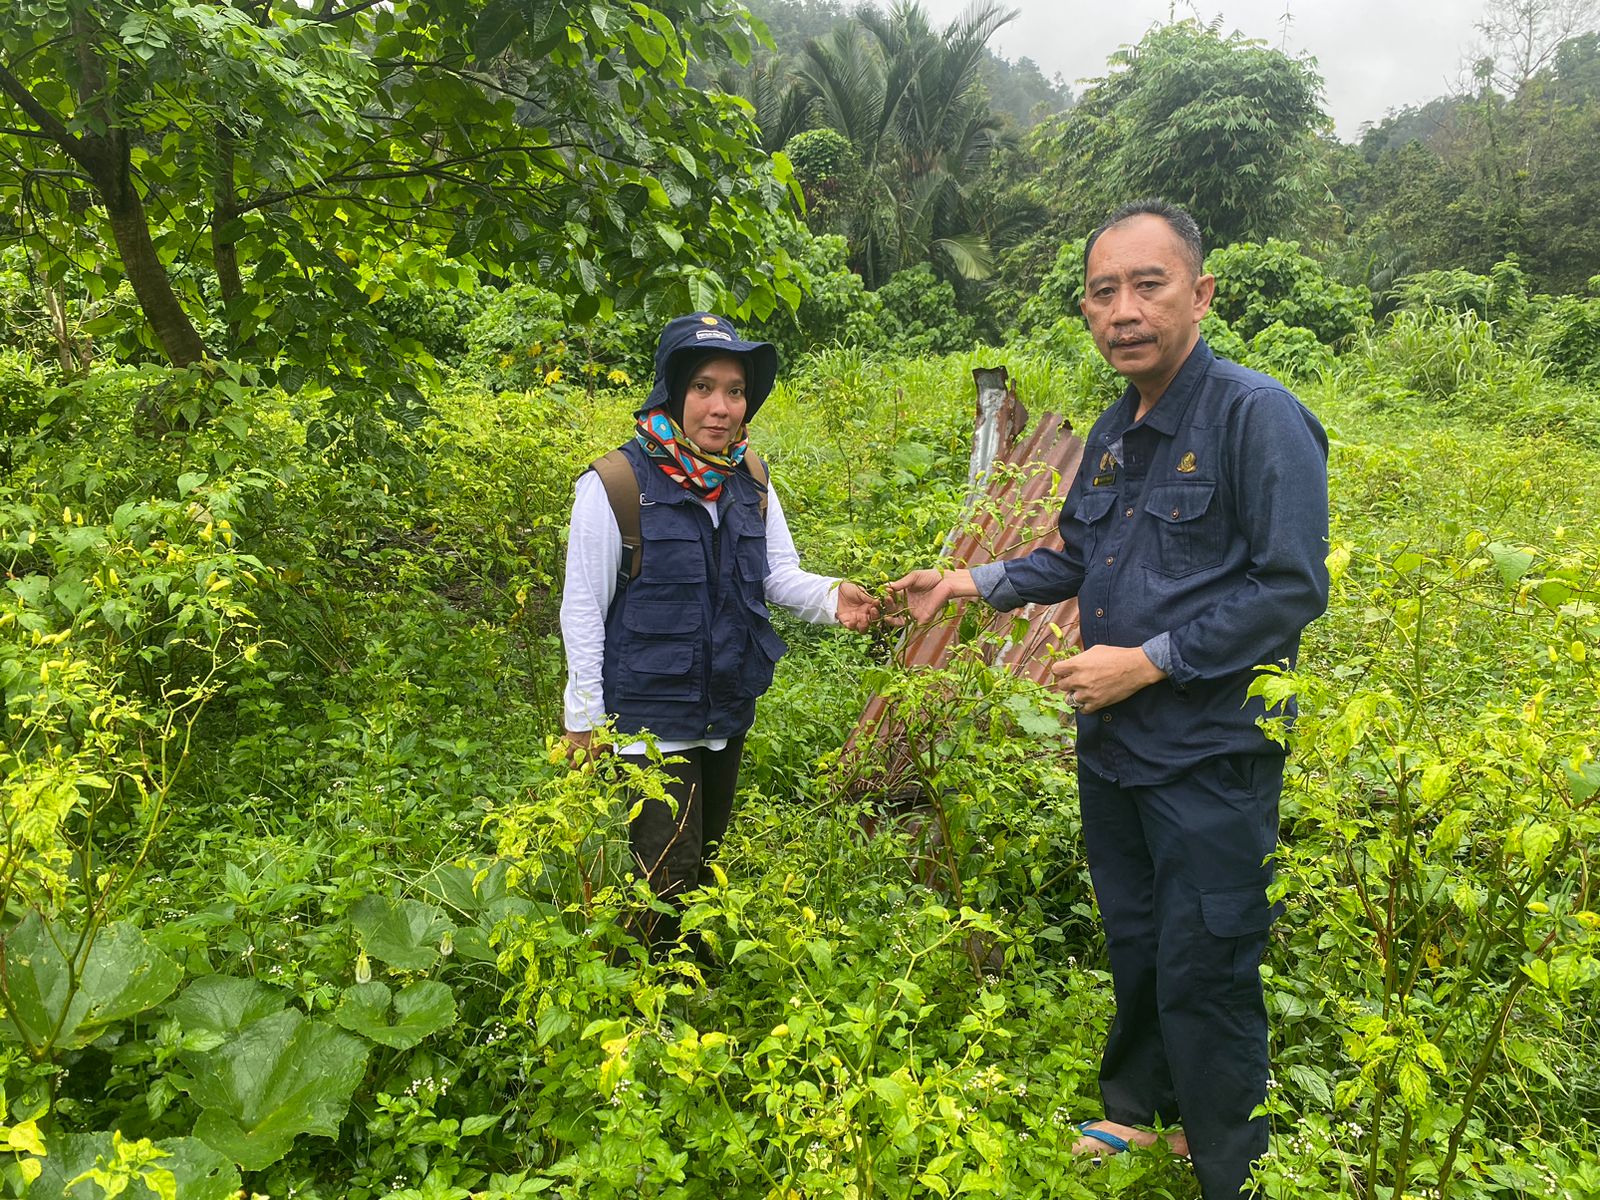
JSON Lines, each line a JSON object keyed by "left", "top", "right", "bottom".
{"left": 1079, "top": 214, "right": 1215, "bottom": 399}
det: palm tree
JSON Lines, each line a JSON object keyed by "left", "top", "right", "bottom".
{"left": 712, "top": 59, "right": 814, "bottom": 154}
{"left": 795, "top": 0, "right": 1018, "bottom": 286}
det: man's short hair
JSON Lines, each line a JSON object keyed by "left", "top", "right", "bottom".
{"left": 1084, "top": 199, "right": 1205, "bottom": 279}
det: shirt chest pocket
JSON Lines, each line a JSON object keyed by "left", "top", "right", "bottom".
{"left": 1144, "top": 481, "right": 1226, "bottom": 578}
{"left": 1071, "top": 489, "right": 1117, "bottom": 561}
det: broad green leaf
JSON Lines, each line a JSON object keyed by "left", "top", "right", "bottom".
{"left": 184, "top": 1010, "right": 369, "bottom": 1171}
{"left": 1003, "top": 693, "right": 1066, "bottom": 738}
{"left": 1519, "top": 821, "right": 1561, "bottom": 871}
{"left": 349, "top": 895, "right": 454, "bottom": 970}
{"left": 0, "top": 917, "right": 179, "bottom": 1050}
{"left": 1535, "top": 579, "right": 1575, "bottom": 609}
{"left": 1487, "top": 541, "right": 1535, "bottom": 587}
{"left": 335, "top": 981, "right": 456, "bottom": 1049}
{"left": 168, "top": 976, "right": 287, "bottom": 1037}
{"left": 34, "top": 1135, "right": 238, "bottom": 1200}
{"left": 1566, "top": 761, "right": 1600, "bottom": 803}
{"left": 1396, "top": 1059, "right": 1429, "bottom": 1109}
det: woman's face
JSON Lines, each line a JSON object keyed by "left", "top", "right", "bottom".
{"left": 679, "top": 355, "right": 748, "bottom": 453}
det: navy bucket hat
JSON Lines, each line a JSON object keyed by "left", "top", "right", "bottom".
{"left": 640, "top": 313, "right": 779, "bottom": 422}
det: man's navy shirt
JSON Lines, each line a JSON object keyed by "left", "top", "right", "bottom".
{"left": 973, "top": 338, "right": 1330, "bottom": 786}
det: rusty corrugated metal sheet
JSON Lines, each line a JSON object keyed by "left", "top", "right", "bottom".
{"left": 844, "top": 367, "right": 1085, "bottom": 799}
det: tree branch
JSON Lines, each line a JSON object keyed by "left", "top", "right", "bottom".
{"left": 239, "top": 145, "right": 577, "bottom": 213}
{"left": 314, "top": 0, "right": 387, "bottom": 22}
{"left": 0, "top": 61, "right": 87, "bottom": 166}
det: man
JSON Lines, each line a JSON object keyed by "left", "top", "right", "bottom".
{"left": 890, "top": 199, "right": 1329, "bottom": 1199}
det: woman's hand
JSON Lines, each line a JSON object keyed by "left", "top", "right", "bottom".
{"left": 886, "top": 567, "right": 977, "bottom": 623}
{"left": 834, "top": 581, "right": 882, "bottom": 632}
{"left": 561, "top": 728, "right": 610, "bottom": 763}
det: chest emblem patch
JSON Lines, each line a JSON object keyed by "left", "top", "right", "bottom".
{"left": 1176, "top": 452, "right": 1198, "bottom": 474}
{"left": 1099, "top": 451, "right": 1114, "bottom": 470}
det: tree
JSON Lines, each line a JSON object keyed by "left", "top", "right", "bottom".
{"left": 1028, "top": 19, "right": 1329, "bottom": 248}
{"left": 1473, "top": 0, "right": 1597, "bottom": 96}
{"left": 0, "top": 0, "right": 803, "bottom": 394}
{"left": 1343, "top": 18, "right": 1600, "bottom": 294}
{"left": 796, "top": 0, "right": 1016, "bottom": 286}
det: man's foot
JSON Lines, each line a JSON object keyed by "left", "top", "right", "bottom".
{"left": 1072, "top": 1120, "right": 1189, "bottom": 1159}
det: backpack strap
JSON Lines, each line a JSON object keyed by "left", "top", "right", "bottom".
{"left": 742, "top": 451, "right": 769, "bottom": 523}
{"left": 591, "top": 450, "right": 643, "bottom": 584}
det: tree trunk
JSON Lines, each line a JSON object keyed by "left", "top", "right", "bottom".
{"left": 103, "top": 179, "right": 210, "bottom": 367}
{"left": 212, "top": 121, "right": 243, "bottom": 349}
{"left": 1, "top": 53, "right": 210, "bottom": 370}
{"left": 42, "top": 283, "right": 87, "bottom": 378}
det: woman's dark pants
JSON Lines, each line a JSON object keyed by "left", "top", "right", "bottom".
{"left": 620, "top": 737, "right": 745, "bottom": 953}
{"left": 1078, "top": 755, "right": 1283, "bottom": 1200}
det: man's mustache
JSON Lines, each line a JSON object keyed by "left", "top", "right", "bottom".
{"left": 1108, "top": 333, "right": 1156, "bottom": 348}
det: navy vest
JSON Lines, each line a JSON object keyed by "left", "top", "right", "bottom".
{"left": 601, "top": 440, "right": 788, "bottom": 740}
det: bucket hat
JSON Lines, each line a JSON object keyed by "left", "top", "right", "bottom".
{"left": 640, "top": 313, "right": 779, "bottom": 422}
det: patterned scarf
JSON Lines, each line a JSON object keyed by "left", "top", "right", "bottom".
{"left": 636, "top": 407, "right": 748, "bottom": 501}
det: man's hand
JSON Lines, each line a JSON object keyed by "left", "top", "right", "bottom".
{"left": 886, "top": 568, "right": 977, "bottom": 623}
{"left": 834, "top": 581, "right": 882, "bottom": 632}
{"left": 1050, "top": 644, "right": 1166, "bottom": 714}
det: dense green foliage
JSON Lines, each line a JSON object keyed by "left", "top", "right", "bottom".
{"left": 4, "top": 225, "right": 1600, "bottom": 1197}
{"left": 4, "top": 2, "right": 1600, "bottom": 1197}
{"left": 1027, "top": 21, "right": 1328, "bottom": 249}
{"left": 1343, "top": 8, "right": 1600, "bottom": 295}
{"left": 0, "top": 0, "right": 804, "bottom": 383}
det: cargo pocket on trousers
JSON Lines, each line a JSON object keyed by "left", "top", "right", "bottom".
{"left": 1200, "top": 885, "right": 1281, "bottom": 987}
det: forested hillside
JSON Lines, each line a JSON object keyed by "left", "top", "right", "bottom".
{"left": 1, "top": 1, "right": 1598, "bottom": 1198}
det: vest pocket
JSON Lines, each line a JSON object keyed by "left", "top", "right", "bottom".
{"left": 621, "top": 599, "right": 702, "bottom": 635}
{"left": 738, "top": 624, "right": 787, "bottom": 698}
{"left": 617, "top": 600, "right": 702, "bottom": 701}
{"left": 638, "top": 525, "right": 706, "bottom": 583}
{"left": 1144, "top": 481, "right": 1224, "bottom": 577}
{"left": 620, "top": 641, "right": 698, "bottom": 700}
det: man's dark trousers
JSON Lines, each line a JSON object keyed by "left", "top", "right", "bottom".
{"left": 1078, "top": 753, "right": 1284, "bottom": 1200}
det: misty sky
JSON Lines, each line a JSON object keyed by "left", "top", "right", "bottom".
{"left": 915, "top": 0, "right": 1490, "bottom": 140}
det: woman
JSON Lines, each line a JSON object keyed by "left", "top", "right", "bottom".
{"left": 560, "top": 313, "right": 879, "bottom": 953}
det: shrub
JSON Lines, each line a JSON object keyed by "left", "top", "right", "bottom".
{"left": 872, "top": 265, "right": 979, "bottom": 356}
{"left": 746, "top": 233, "right": 882, "bottom": 355}
{"left": 1388, "top": 257, "right": 1546, "bottom": 339}
{"left": 1200, "top": 313, "right": 1249, "bottom": 363}
{"left": 1529, "top": 296, "right": 1600, "bottom": 385}
{"left": 784, "top": 128, "right": 869, "bottom": 241}
{"left": 1012, "top": 238, "right": 1087, "bottom": 338}
{"left": 1244, "top": 321, "right": 1334, "bottom": 382}
{"left": 1206, "top": 239, "right": 1371, "bottom": 346}
{"left": 459, "top": 286, "right": 650, "bottom": 393}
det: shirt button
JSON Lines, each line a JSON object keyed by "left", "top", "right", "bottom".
{"left": 1101, "top": 713, "right": 1112, "bottom": 723}
{"left": 1096, "top": 608, "right": 1105, "bottom": 617}
{"left": 1124, "top": 507, "right": 1134, "bottom": 518}
{"left": 1171, "top": 508, "right": 1181, "bottom": 518}
{"left": 1105, "top": 556, "right": 1114, "bottom": 566}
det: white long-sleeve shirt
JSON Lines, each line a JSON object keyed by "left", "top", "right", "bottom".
{"left": 560, "top": 468, "right": 841, "bottom": 754}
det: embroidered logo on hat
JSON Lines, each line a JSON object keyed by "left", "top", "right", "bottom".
{"left": 694, "top": 329, "right": 733, "bottom": 341}
{"left": 701, "top": 316, "right": 721, "bottom": 325}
